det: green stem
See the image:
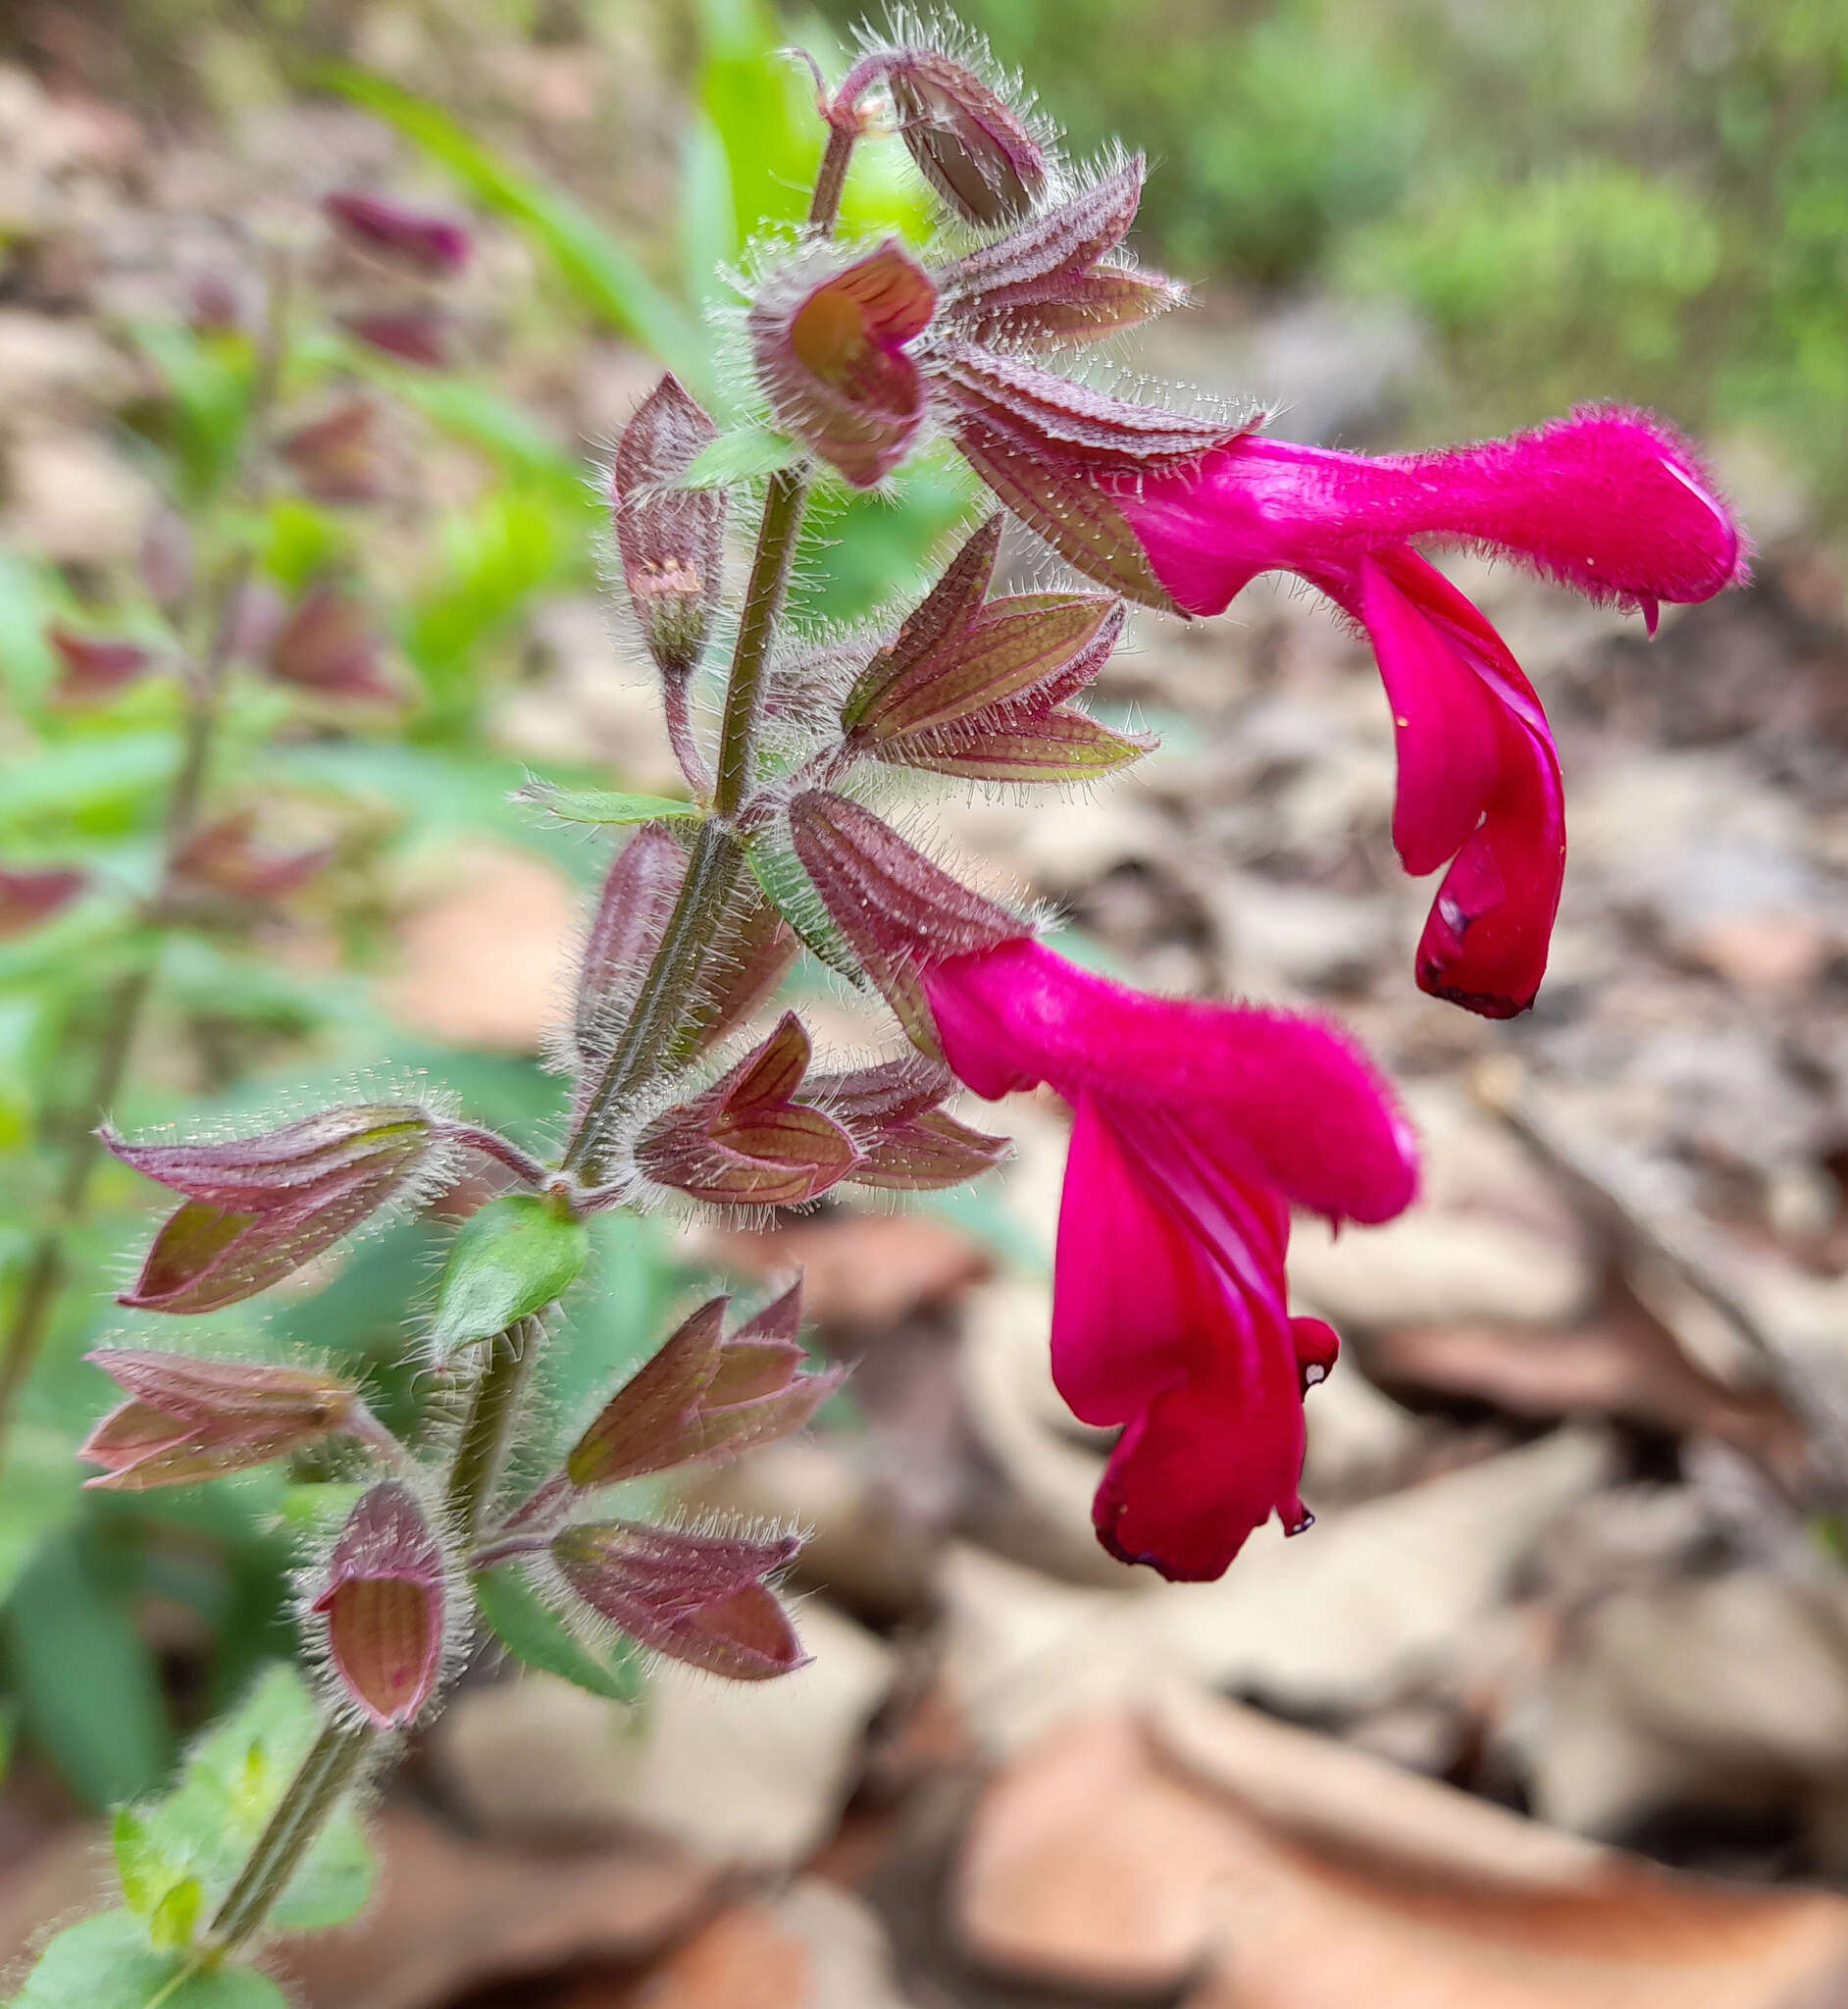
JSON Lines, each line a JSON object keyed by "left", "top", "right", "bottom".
{"left": 445, "top": 1314, "right": 540, "bottom": 1540}
{"left": 712, "top": 468, "right": 808, "bottom": 819}
{"left": 206, "top": 1719, "right": 373, "bottom": 1955}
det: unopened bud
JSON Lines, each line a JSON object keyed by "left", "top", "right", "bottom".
{"left": 170, "top": 813, "right": 332, "bottom": 904}
{"left": 278, "top": 398, "right": 388, "bottom": 504}
{"left": 748, "top": 241, "right": 936, "bottom": 489}
{"left": 637, "top": 1012, "right": 859, "bottom": 1206}
{"left": 874, "top": 49, "right": 1047, "bottom": 228}
{"left": 552, "top": 1520, "right": 805, "bottom": 1681}
{"left": 106, "top": 1103, "right": 443, "bottom": 1314}
{"left": 787, "top": 791, "right": 1025, "bottom": 1056}
{"left": 340, "top": 309, "right": 451, "bottom": 371}
{"left": 47, "top": 628, "right": 154, "bottom": 704}
{"left": 268, "top": 582, "right": 401, "bottom": 703}
{"left": 612, "top": 375, "right": 725, "bottom": 681}
{"left": 0, "top": 866, "right": 85, "bottom": 940}
{"left": 80, "top": 1350, "right": 359, "bottom": 1490}
{"left": 565, "top": 1283, "right": 838, "bottom": 1488}
{"left": 323, "top": 190, "right": 473, "bottom": 278}
{"left": 312, "top": 1482, "right": 446, "bottom": 1727}
{"left": 573, "top": 823, "right": 688, "bottom": 1073}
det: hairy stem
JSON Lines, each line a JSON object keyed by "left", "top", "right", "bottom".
{"left": 207, "top": 1718, "right": 373, "bottom": 1955}
{"left": 446, "top": 1314, "right": 542, "bottom": 1541}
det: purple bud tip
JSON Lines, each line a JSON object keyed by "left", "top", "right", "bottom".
{"left": 323, "top": 190, "right": 473, "bottom": 277}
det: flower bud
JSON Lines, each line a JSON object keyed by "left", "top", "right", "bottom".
{"left": 267, "top": 582, "right": 400, "bottom": 703}
{"left": 564, "top": 1283, "right": 839, "bottom": 1488}
{"left": 279, "top": 398, "right": 388, "bottom": 504}
{"left": 0, "top": 867, "right": 85, "bottom": 940}
{"left": 871, "top": 48, "right": 1047, "bottom": 228}
{"left": 612, "top": 375, "right": 725, "bottom": 681}
{"left": 312, "top": 1482, "right": 447, "bottom": 1727}
{"left": 340, "top": 309, "right": 451, "bottom": 371}
{"left": 787, "top": 792, "right": 1026, "bottom": 1056}
{"left": 808, "top": 1055, "right": 1010, "bottom": 1190}
{"left": 551, "top": 1520, "right": 805, "bottom": 1681}
{"left": 80, "top": 1350, "right": 360, "bottom": 1490}
{"left": 681, "top": 890, "right": 797, "bottom": 1058}
{"left": 573, "top": 823, "right": 688, "bottom": 1073}
{"left": 47, "top": 627, "right": 154, "bottom": 704}
{"left": 323, "top": 190, "right": 473, "bottom": 277}
{"left": 748, "top": 241, "right": 936, "bottom": 488}
{"left": 170, "top": 813, "right": 332, "bottom": 905}
{"left": 637, "top": 1012, "right": 859, "bottom": 1207}
{"left": 106, "top": 1103, "right": 445, "bottom": 1314}
{"left": 938, "top": 158, "right": 1183, "bottom": 352}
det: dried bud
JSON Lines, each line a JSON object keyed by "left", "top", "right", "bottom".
{"left": 613, "top": 376, "right": 725, "bottom": 681}
{"left": 312, "top": 1482, "right": 446, "bottom": 1727}
{"left": 0, "top": 866, "right": 85, "bottom": 940}
{"left": 170, "top": 813, "right": 332, "bottom": 904}
{"left": 139, "top": 507, "right": 194, "bottom": 610}
{"left": 551, "top": 1520, "right": 805, "bottom": 1681}
{"left": 340, "top": 309, "right": 451, "bottom": 371}
{"left": 841, "top": 516, "right": 1145, "bottom": 780}
{"left": 268, "top": 582, "right": 400, "bottom": 703}
{"left": 47, "top": 628, "right": 154, "bottom": 704}
{"left": 808, "top": 1055, "right": 1010, "bottom": 1190}
{"left": 80, "top": 1351, "right": 359, "bottom": 1490}
{"left": 323, "top": 190, "right": 473, "bottom": 277}
{"left": 787, "top": 791, "right": 1025, "bottom": 1056}
{"left": 279, "top": 398, "right": 388, "bottom": 504}
{"left": 938, "top": 158, "right": 1183, "bottom": 352}
{"left": 748, "top": 241, "right": 936, "bottom": 488}
{"left": 637, "top": 1012, "right": 859, "bottom": 1207}
{"left": 106, "top": 1103, "right": 444, "bottom": 1314}
{"left": 870, "top": 49, "right": 1046, "bottom": 228}
{"left": 565, "top": 1284, "right": 838, "bottom": 1488}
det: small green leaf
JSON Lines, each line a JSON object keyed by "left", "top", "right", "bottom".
{"left": 474, "top": 1566, "right": 644, "bottom": 1704}
{"left": 147, "top": 1875, "right": 203, "bottom": 1953}
{"left": 679, "top": 424, "right": 801, "bottom": 489}
{"left": 518, "top": 782, "right": 698, "bottom": 828}
{"left": 745, "top": 842, "right": 864, "bottom": 982}
{"left": 432, "top": 1195, "right": 590, "bottom": 1355}
{"left": 10, "top": 1911, "right": 288, "bottom": 2009}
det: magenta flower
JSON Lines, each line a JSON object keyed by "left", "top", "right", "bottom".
{"left": 925, "top": 937, "right": 1417, "bottom": 1580}
{"left": 1104, "top": 408, "right": 1748, "bottom": 1014}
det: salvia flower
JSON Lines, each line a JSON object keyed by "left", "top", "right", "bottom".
{"left": 611, "top": 374, "right": 725, "bottom": 682}
{"left": 787, "top": 792, "right": 1418, "bottom": 1578}
{"left": 564, "top": 1283, "right": 840, "bottom": 1488}
{"left": 551, "top": 1520, "right": 805, "bottom": 1680}
{"left": 47, "top": 627, "right": 153, "bottom": 703}
{"left": 105, "top": 1103, "right": 448, "bottom": 1314}
{"left": 312, "top": 1481, "right": 447, "bottom": 1728}
{"left": 0, "top": 866, "right": 85, "bottom": 939}
{"left": 1090, "top": 407, "right": 1749, "bottom": 1014}
{"left": 842, "top": 513, "right": 1145, "bottom": 782}
{"left": 748, "top": 240, "right": 937, "bottom": 488}
{"left": 323, "top": 190, "right": 472, "bottom": 277}
{"left": 636, "top": 1012, "right": 860, "bottom": 1207}
{"left": 80, "top": 1351, "right": 361, "bottom": 1490}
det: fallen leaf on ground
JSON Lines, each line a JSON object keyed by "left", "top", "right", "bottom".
{"left": 953, "top": 1694, "right": 1848, "bottom": 2009}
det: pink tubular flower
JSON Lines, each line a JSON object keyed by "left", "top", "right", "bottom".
{"left": 1105, "top": 407, "right": 1749, "bottom": 1015}
{"left": 923, "top": 937, "right": 1417, "bottom": 1580}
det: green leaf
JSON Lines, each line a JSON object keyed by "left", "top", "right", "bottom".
{"left": 432, "top": 1195, "right": 590, "bottom": 1355}
{"left": 322, "top": 69, "right": 703, "bottom": 377}
{"left": 744, "top": 842, "right": 863, "bottom": 982}
{"left": 10, "top": 1911, "right": 288, "bottom": 2009}
{"left": 679, "top": 424, "right": 801, "bottom": 489}
{"left": 147, "top": 1876, "right": 203, "bottom": 1954}
{"left": 474, "top": 1566, "right": 644, "bottom": 1705}
{"left": 0, "top": 734, "right": 176, "bottom": 833}
{"left": 0, "top": 1424, "right": 83, "bottom": 1608}
{"left": 10, "top": 1529, "right": 171, "bottom": 1809}
{"left": 519, "top": 782, "right": 696, "bottom": 828}
{"left": 116, "top": 1665, "right": 376, "bottom": 1938}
